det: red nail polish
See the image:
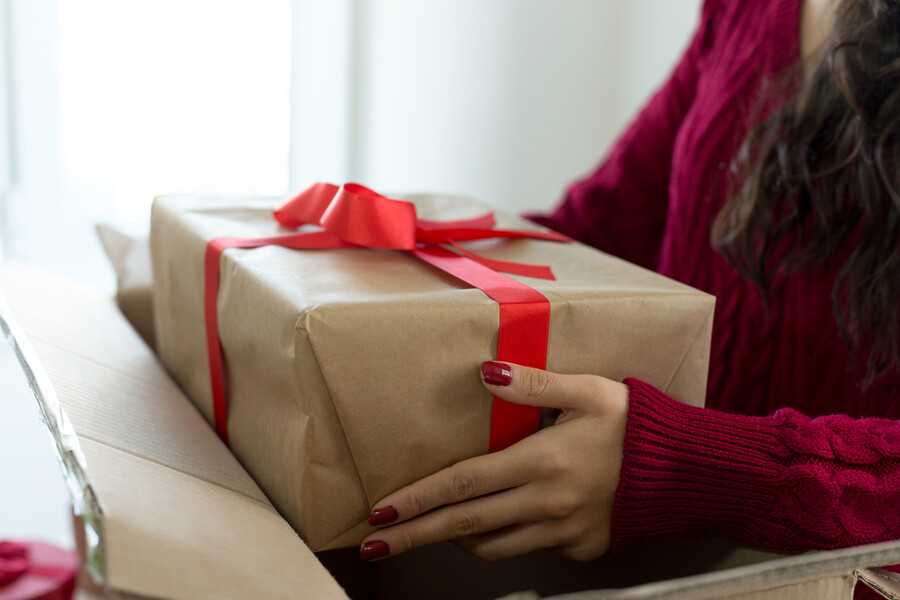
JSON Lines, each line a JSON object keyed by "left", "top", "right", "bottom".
{"left": 360, "top": 540, "right": 390, "bottom": 561}
{"left": 482, "top": 361, "right": 512, "bottom": 386}
{"left": 368, "top": 506, "right": 398, "bottom": 526}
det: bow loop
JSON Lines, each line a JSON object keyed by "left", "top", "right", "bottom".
{"left": 275, "top": 183, "right": 419, "bottom": 250}
{"left": 320, "top": 184, "right": 418, "bottom": 250}
{"left": 274, "top": 182, "right": 339, "bottom": 228}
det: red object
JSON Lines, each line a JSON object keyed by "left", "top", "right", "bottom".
{"left": 0, "top": 542, "right": 77, "bottom": 600}
{"left": 205, "top": 182, "right": 569, "bottom": 451}
{"left": 367, "top": 506, "right": 398, "bottom": 527}
{"left": 614, "top": 380, "right": 900, "bottom": 551}
{"left": 359, "top": 540, "right": 390, "bottom": 561}
{"left": 481, "top": 361, "right": 512, "bottom": 387}
{"left": 529, "top": 0, "right": 900, "bottom": 558}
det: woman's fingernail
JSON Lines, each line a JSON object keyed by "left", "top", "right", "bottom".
{"left": 482, "top": 361, "right": 512, "bottom": 386}
{"left": 360, "top": 540, "right": 390, "bottom": 561}
{"left": 368, "top": 506, "right": 398, "bottom": 526}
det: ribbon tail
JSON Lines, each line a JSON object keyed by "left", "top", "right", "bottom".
{"left": 447, "top": 240, "right": 556, "bottom": 280}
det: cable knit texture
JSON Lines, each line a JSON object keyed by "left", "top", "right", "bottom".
{"left": 529, "top": 0, "right": 900, "bottom": 555}
{"left": 612, "top": 380, "right": 900, "bottom": 551}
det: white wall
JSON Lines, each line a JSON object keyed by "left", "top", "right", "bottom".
{"left": 2, "top": 0, "right": 64, "bottom": 271}
{"left": 2, "top": 0, "right": 292, "bottom": 290}
{"left": 338, "top": 0, "right": 703, "bottom": 214}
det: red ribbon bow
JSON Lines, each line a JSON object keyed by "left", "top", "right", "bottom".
{"left": 205, "top": 183, "right": 569, "bottom": 451}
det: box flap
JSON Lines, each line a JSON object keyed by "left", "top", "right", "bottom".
{"left": 538, "top": 539, "right": 900, "bottom": 599}
{"left": 858, "top": 568, "right": 900, "bottom": 600}
{"left": 0, "top": 261, "right": 347, "bottom": 600}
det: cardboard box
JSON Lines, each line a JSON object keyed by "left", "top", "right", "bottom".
{"left": 0, "top": 263, "right": 344, "bottom": 600}
{"left": 149, "top": 193, "right": 716, "bottom": 551}
{"left": 4, "top": 263, "right": 900, "bottom": 599}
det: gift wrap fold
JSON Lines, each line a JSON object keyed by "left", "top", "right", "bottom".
{"left": 150, "top": 189, "right": 716, "bottom": 551}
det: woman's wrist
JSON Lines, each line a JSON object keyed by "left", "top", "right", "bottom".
{"left": 609, "top": 379, "right": 782, "bottom": 551}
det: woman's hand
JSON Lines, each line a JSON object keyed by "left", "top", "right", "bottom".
{"left": 360, "top": 361, "right": 629, "bottom": 563}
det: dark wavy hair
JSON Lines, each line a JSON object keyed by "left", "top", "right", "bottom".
{"left": 711, "top": 0, "right": 900, "bottom": 384}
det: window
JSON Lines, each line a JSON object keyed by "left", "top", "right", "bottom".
{"left": 3, "top": 0, "right": 291, "bottom": 288}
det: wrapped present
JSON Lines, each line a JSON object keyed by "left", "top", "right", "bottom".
{"left": 0, "top": 541, "right": 77, "bottom": 600}
{"left": 150, "top": 184, "right": 715, "bottom": 551}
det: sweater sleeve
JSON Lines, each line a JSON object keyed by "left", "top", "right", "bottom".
{"left": 528, "top": 1, "right": 717, "bottom": 271}
{"left": 610, "top": 379, "right": 900, "bottom": 552}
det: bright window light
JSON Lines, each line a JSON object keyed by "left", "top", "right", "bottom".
{"left": 58, "top": 0, "right": 291, "bottom": 227}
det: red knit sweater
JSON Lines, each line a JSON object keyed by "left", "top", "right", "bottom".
{"left": 531, "top": 0, "right": 900, "bottom": 552}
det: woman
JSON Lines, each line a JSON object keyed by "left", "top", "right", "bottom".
{"left": 360, "top": 0, "right": 900, "bottom": 567}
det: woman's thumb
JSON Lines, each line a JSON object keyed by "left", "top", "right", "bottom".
{"left": 480, "top": 361, "right": 588, "bottom": 411}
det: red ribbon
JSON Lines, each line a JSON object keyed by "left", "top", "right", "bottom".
{"left": 204, "top": 183, "right": 569, "bottom": 452}
{"left": 0, "top": 542, "right": 28, "bottom": 587}
{"left": 0, "top": 541, "right": 77, "bottom": 599}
